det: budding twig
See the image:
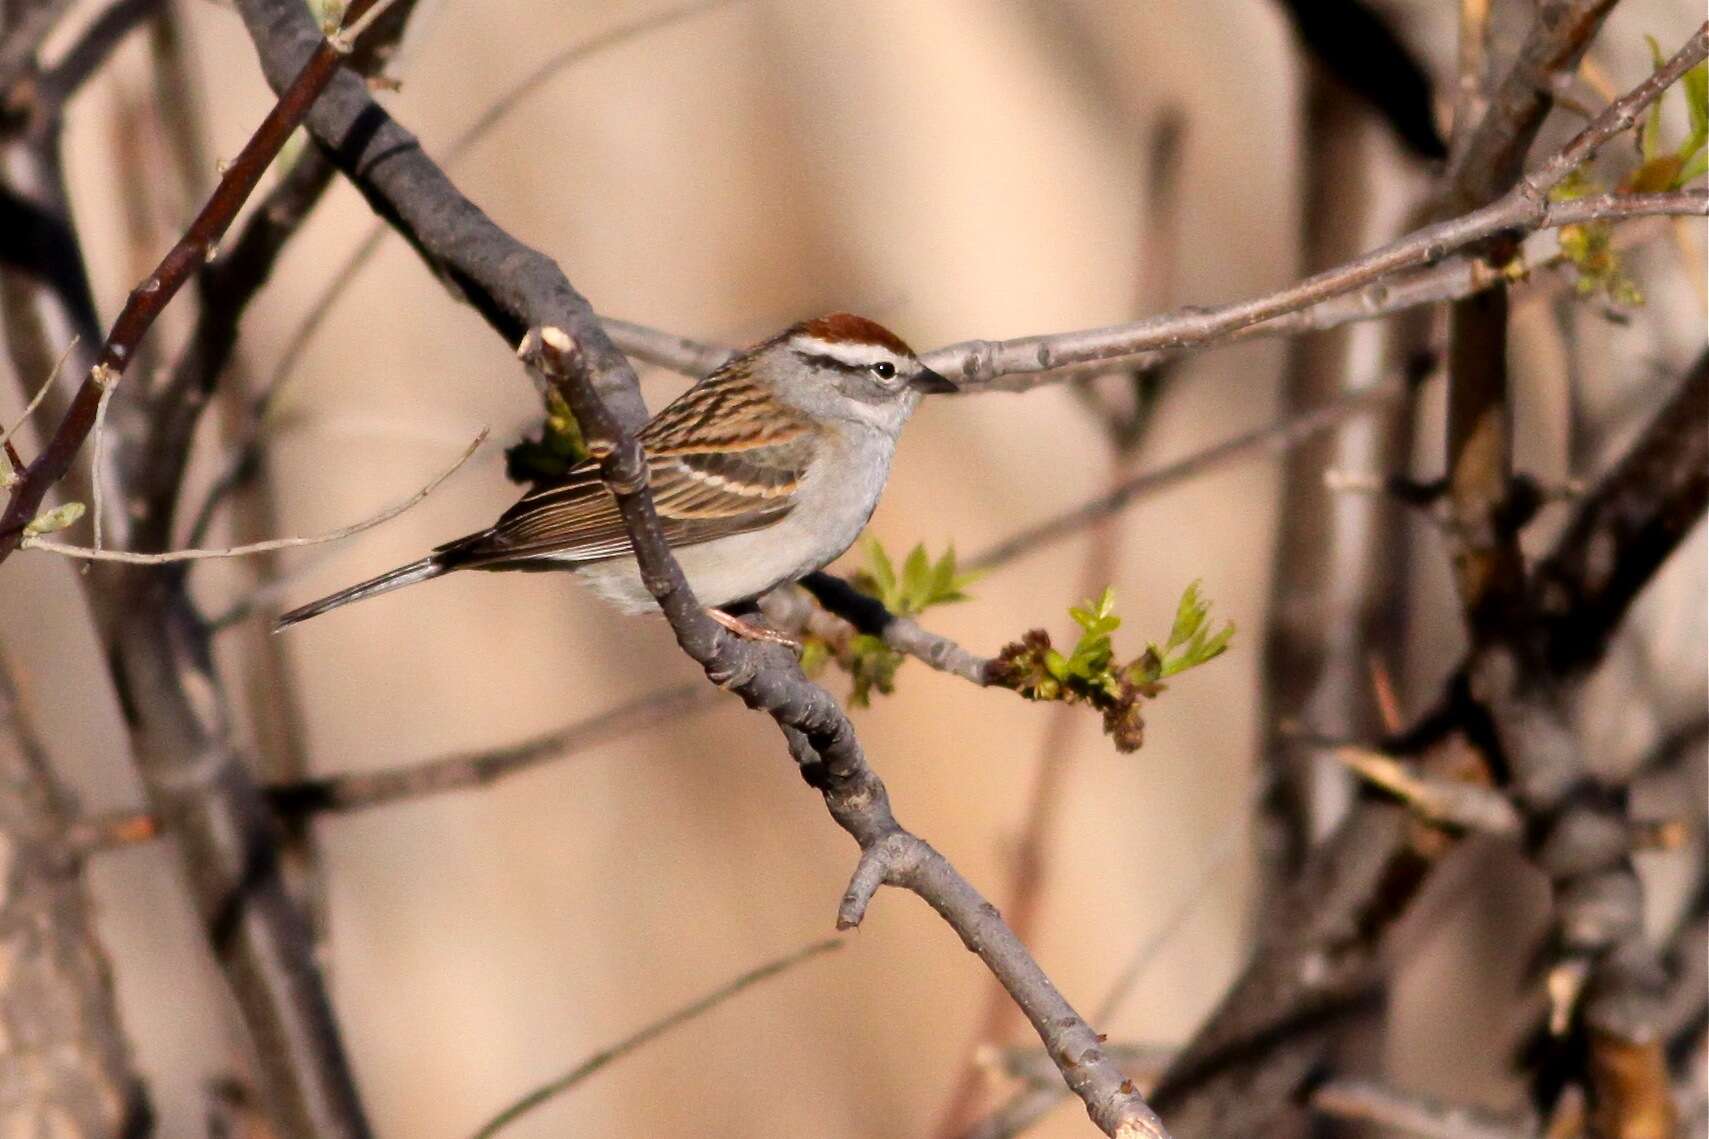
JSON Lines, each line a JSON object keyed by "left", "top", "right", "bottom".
{"left": 0, "top": 0, "right": 393, "bottom": 567}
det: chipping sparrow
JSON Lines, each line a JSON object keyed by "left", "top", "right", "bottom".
{"left": 275, "top": 313, "right": 955, "bottom": 631}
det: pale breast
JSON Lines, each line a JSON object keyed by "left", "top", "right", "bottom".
{"left": 571, "top": 423, "right": 896, "bottom": 613}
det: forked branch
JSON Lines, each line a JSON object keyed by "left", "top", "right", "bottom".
{"left": 521, "top": 326, "right": 1170, "bottom": 1139}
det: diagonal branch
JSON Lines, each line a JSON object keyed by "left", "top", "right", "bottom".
{"left": 189, "top": 0, "right": 730, "bottom": 543}
{"left": 604, "top": 191, "right": 1695, "bottom": 390}
{"left": 471, "top": 938, "right": 843, "bottom": 1139}
{"left": 231, "top": 1, "right": 1176, "bottom": 1129}
{"left": 1526, "top": 349, "right": 1709, "bottom": 678}
{"left": 918, "top": 26, "right": 1706, "bottom": 391}
{"left": 64, "top": 683, "right": 719, "bottom": 855}
{"left": 32, "top": 0, "right": 163, "bottom": 109}
{"left": 522, "top": 326, "right": 1172, "bottom": 1139}
{"left": 231, "top": 0, "right": 651, "bottom": 431}
{"left": 0, "top": 0, "right": 390, "bottom": 566}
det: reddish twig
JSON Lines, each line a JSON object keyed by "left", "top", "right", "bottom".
{"left": 0, "top": 0, "right": 385, "bottom": 565}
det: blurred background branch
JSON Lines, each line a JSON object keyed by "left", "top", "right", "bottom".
{"left": 0, "top": 3, "right": 1702, "bottom": 1138}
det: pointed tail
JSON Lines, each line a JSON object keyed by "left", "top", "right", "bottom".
{"left": 274, "top": 556, "right": 450, "bottom": 632}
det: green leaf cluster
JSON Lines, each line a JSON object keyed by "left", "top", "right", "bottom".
{"left": 1552, "top": 41, "right": 1709, "bottom": 304}
{"left": 505, "top": 391, "right": 589, "bottom": 483}
{"left": 1141, "top": 579, "right": 1239, "bottom": 682}
{"left": 803, "top": 538, "right": 979, "bottom": 706}
{"left": 989, "top": 583, "right": 1233, "bottom": 753}
{"left": 853, "top": 537, "right": 980, "bottom": 616}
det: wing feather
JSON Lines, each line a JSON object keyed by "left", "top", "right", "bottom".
{"left": 444, "top": 368, "right": 817, "bottom": 568}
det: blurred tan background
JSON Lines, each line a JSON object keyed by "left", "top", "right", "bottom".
{"left": 4, "top": 1, "right": 1704, "bottom": 1136}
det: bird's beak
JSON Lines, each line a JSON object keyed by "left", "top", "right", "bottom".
{"left": 910, "top": 366, "right": 958, "bottom": 395}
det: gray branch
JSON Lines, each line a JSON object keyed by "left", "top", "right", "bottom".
{"left": 231, "top": 0, "right": 1174, "bottom": 1131}
{"left": 522, "top": 327, "right": 1170, "bottom": 1139}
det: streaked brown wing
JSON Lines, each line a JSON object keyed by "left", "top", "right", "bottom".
{"left": 445, "top": 370, "right": 817, "bottom": 568}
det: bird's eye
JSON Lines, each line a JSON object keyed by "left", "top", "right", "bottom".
{"left": 871, "top": 361, "right": 897, "bottom": 380}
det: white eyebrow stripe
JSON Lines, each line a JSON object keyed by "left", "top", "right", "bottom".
{"left": 791, "top": 335, "right": 900, "bottom": 368}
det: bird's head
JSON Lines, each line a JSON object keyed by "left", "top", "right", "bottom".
{"left": 745, "top": 313, "right": 955, "bottom": 431}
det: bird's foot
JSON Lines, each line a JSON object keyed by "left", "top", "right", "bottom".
{"left": 707, "top": 608, "right": 801, "bottom": 653}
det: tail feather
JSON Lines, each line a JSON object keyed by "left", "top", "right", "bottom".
{"left": 273, "top": 556, "right": 450, "bottom": 632}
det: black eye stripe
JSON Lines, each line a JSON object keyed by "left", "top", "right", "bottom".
{"left": 795, "top": 349, "right": 889, "bottom": 375}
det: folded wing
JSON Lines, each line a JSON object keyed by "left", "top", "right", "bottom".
{"left": 443, "top": 373, "right": 817, "bottom": 568}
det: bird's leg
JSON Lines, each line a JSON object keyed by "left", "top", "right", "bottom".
{"left": 706, "top": 607, "right": 801, "bottom": 652}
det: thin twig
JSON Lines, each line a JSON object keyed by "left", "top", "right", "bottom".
{"left": 469, "top": 938, "right": 843, "bottom": 1139}
{"left": 88, "top": 372, "right": 115, "bottom": 551}
{"left": 0, "top": 0, "right": 391, "bottom": 566}
{"left": 65, "top": 683, "right": 717, "bottom": 854}
{"left": 22, "top": 430, "right": 485, "bottom": 564}
{"left": 1311, "top": 1077, "right": 1535, "bottom": 1139}
{"left": 919, "top": 37, "right": 1706, "bottom": 392}
{"left": 921, "top": 184, "right": 1705, "bottom": 392}
{"left": 0, "top": 334, "right": 76, "bottom": 452}
{"left": 770, "top": 575, "right": 995, "bottom": 687}
{"left": 967, "top": 378, "right": 1408, "bottom": 572}
{"left": 266, "top": 683, "right": 714, "bottom": 816}
{"left": 602, "top": 206, "right": 1681, "bottom": 388}
{"left": 192, "top": 0, "right": 733, "bottom": 540}
{"left": 324, "top": 0, "right": 402, "bottom": 52}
